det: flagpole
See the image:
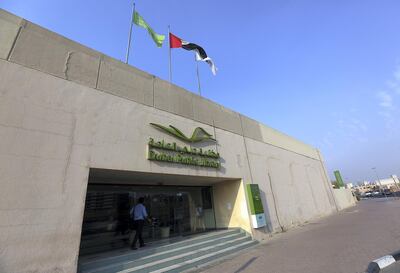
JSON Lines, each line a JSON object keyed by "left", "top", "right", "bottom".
{"left": 125, "top": 2, "right": 135, "bottom": 64}
{"left": 195, "top": 55, "right": 201, "bottom": 96}
{"left": 168, "top": 25, "right": 172, "bottom": 82}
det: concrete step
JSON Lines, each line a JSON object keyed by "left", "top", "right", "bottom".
{"left": 116, "top": 236, "right": 255, "bottom": 273}
{"left": 78, "top": 229, "right": 257, "bottom": 273}
{"left": 152, "top": 240, "right": 258, "bottom": 273}
{"left": 90, "top": 234, "right": 249, "bottom": 273}
{"left": 79, "top": 229, "right": 241, "bottom": 271}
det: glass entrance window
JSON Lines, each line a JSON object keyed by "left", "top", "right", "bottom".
{"left": 79, "top": 185, "right": 216, "bottom": 256}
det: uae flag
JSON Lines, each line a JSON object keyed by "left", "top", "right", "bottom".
{"left": 169, "top": 33, "right": 217, "bottom": 75}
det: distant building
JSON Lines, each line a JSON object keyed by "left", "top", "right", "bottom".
{"left": 345, "top": 183, "right": 353, "bottom": 189}
{"left": 352, "top": 181, "right": 377, "bottom": 195}
{"left": 375, "top": 175, "right": 400, "bottom": 190}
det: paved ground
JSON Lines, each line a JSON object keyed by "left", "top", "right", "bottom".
{"left": 201, "top": 198, "right": 400, "bottom": 273}
{"left": 382, "top": 262, "right": 400, "bottom": 273}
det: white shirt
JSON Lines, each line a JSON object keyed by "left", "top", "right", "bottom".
{"left": 131, "top": 203, "right": 148, "bottom": 220}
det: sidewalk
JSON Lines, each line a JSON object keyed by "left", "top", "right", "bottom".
{"left": 201, "top": 198, "right": 400, "bottom": 273}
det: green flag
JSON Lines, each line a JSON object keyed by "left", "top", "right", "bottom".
{"left": 133, "top": 11, "right": 165, "bottom": 47}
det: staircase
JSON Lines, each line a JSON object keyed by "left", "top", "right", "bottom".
{"left": 78, "top": 228, "right": 257, "bottom": 273}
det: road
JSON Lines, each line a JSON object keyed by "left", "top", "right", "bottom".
{"left": 201, "top": 198, "right": 400, "bottom": 273}
{"left": 382, "top": 262, "right": 400, "bottom": 273}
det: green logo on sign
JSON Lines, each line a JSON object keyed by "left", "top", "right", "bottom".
{"left": 150, "top": 123, "right": 216, "bottom": 143}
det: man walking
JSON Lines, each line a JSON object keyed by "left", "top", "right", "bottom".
{"left": 130, "top": 197, "right": 148, "bottom": 250}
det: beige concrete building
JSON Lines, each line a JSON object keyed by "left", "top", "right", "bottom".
{"left": 376, "top": 175, "right": 400, "bottom": 190}
{"left": 0, "top": 9, "right": 355, "bottom": 273}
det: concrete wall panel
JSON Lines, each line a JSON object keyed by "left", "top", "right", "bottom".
{"left": 259, "top": 123, "right": 319, "bottom": 159}
{"left": 333, "top": 189, "right": 356, "bottom": 210}
{"left": 97, "top": 56, "right": 154, "bottom": 106}
{"left": 213, "top": 105, "right": 242, "bottom": 135}
{"left": 290, "top": 162, "right": 319, "bottom": 222}
{"left": 245, "top": 137, "right": 336, "bottom": 233}
{"left": 0, "top": 9, "right": 23, "bottom": 60}
{"left": 64, "top": 51, "right": 100, "bottom": 88}
{"left": 193, "top": 97, "right": 243, "bottom": 135}
{"left": 192, "top": 95, "right": 220, "bottom": 126}
{"left": 213, "top": 128, "right": 252, "bottom": 180}
{"left": 267, "top": 157, "right": 303, "bottom": 229}
{"left": 240, "top": 115, "right": 263, "bottom": 142}
{"left": 242, "top": 151, "right": 280, "bottom": 236}
{"left": 241, "top": 114, "right": 320, "bottom": 160}
{"left": 306, "top": 166, "right": 333, "bottom": 216}
{"left": 316, "top": 150, "right": 338, "bottom": 209}
{"left": 9, "top": 21, "right": 101, "bottom": 88}
{"left": 154, "top": 78, "right": 194, "bottom": 119}
{"left": 0, "top": 223, "right": 78, "bottom": 273}
{"left": 0, "top": 60, "right": 91, "bottom": 273}
{"left": 213, "top": 180, "right": 251, "bottom": 233}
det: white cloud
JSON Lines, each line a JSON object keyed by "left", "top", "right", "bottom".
{"left": 332, "top": 116, "right": 369, "bottom": 142}
{"left": 393, "top": 65, "right": 400, "bottom": 81}
{"left": 390, "top": 65, "right": 400, "bottom": 94}
{"left": 350, "top": 118, "right": 367, "bottom": 132}
{"left": 378, "top": 111, "right": 392, "bottom": 118}
{"left": 357, "top": 137, "right": 368, "bottom": 143}
{"left": 338, "top": 118, "right": 368, "bottom": 134}
{"left": 376, "top": 65, "right": 400, "bottom": 135}
{"left": 321, "top": 136, "right": 334, "bottom": 149}
{"left": 377, "top": 91, "right": 393, "bottom": 109}
{"left": 386, "top": 80, "right": 397, "bottom": 89}
{"left": 376, "top": 65, "right": 400, "bottom": 136}
{"left": 385, "top": 80, "right": 400, "bottom": 94}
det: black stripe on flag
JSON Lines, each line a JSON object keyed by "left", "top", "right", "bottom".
{"left": 181, "top": 42, "right": 208, "bottom": 60}
{"left": 181, "top": 41, "right": 217, "bottom": 75}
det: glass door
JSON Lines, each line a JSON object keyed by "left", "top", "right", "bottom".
{"left": 79, "top": 184, "right": 216, "bottom": 256}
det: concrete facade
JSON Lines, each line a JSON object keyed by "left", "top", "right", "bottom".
{"left": 1, "top": 9, "right": 339, "bottom": 273}
{"left": 332, "top": 189, "right": 356, "bottom": 211}
{"left": 376, "top": 175, "right": 400, "bottom": 189}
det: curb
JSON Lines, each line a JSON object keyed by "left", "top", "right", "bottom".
{"left": 366, "top": 251, "right": 400, "bottom": 273}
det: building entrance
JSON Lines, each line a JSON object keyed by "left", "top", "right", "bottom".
{"left": 79, "top": 184, "right": 216, "bottom": 256}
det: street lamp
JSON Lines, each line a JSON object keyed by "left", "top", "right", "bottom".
{"left": 372, "top": 167, "right": 388, "bottom": 199}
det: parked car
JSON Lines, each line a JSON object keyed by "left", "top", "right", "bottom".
{"left": 383, "top": 189, "right": 392, "bottom": 195}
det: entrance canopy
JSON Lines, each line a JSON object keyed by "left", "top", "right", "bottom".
{"left": 80, "top": 168, "right": 252, "bottom": 256}
{"left": 89, "top": 168, "right": 239, "bottom": 186}
{"left": 81, "top": 168, "right": 241, "bottom": 256}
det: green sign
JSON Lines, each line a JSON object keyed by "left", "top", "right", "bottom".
{"left": 246, "top": 184, "right": 264, "bottom": 215}
{"left": 150, "top": 123, "right": 216, "bottom": 143}
{"left": 148, "top": 123, "right": 221, "bottom": 169}
{"left": 147, "top": 138, "right": 220, "bottom": 168}
{"left": 148, "top": 138, "right": 219, "bottom": 158}
{"left": 334, "top": 170, "right": 345, "bottom": 188}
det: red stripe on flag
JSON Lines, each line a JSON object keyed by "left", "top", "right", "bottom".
{"left": 169, "top": 33, "right": 182, "bottom": 48}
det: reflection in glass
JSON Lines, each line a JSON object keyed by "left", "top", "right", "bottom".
{"left": 79, "top": 185, "right": 216, "bottom": 256}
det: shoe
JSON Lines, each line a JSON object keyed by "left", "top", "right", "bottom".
{"left": 140, "top": 244, "right": 146, "bottom": 248}
{"left": 130, "top": 246, "right": 138, "bottom": 250}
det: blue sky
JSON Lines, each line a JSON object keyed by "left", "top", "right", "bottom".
{"left": 2, "top": 0, "right": 400, "bottom": 183}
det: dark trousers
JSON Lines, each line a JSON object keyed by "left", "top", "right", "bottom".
{"left": 131, "top": 220, "right": 145, "bottom": 247}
